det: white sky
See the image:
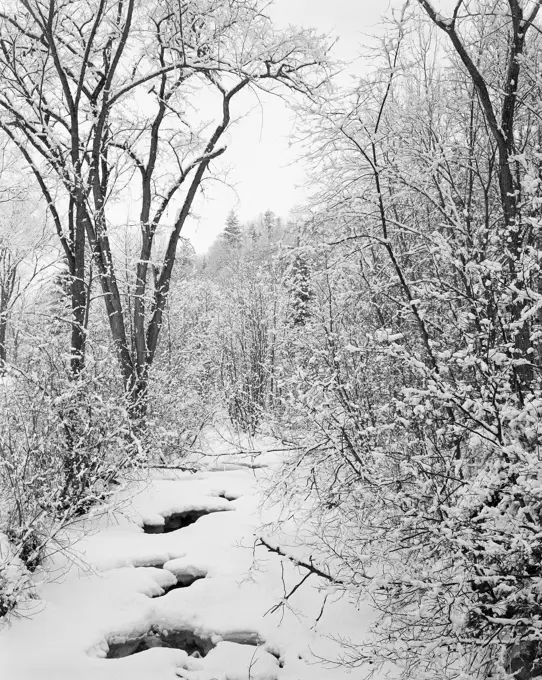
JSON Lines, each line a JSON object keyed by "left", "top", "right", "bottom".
{"left": 180, "top": 0, "right": 461, "bottom": 253}
{"left": 181, "top": 0, "right": 399, "bottom": 253}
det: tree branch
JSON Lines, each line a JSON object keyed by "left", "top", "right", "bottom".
{"left": 257, "top": 536, "right": 347, "bottom": 585}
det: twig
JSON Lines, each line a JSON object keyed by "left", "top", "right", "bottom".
{"left": 314, "top": 593, "right": 329, "bottom": 626}
{"left": 268, "top": 570, "right": 314, "bottom": 614}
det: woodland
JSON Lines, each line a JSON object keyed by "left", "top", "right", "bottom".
{"left": 1, "top": 0, "right": 542, "bottom": 679}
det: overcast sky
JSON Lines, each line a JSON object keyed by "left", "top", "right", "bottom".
{"left": 180, "top": 0, "right": 462, "bottom": 252}
{"left": 179, "top": 0, "right": 399, "bottom": 252}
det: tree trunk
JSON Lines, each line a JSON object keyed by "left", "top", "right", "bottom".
{"left": 417, "top": 0, "right": 540, "bottom": 391}
{"left": 70, "top": 204, "right": 87, "bottom": 376}
{"left": 0, "top": 314, "right": 8, "bottom": 374}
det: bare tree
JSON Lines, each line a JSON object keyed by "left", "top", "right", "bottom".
{"left": 276, "top": 5, "right": 542, "bottom": 676}
{"left": 0, "top": 146, "right": 51, "bottom": 372}
{"left": 417, "top": 0, "right": 542, "bottom": 389}
{"left": 0, "top": 0, "right": 329, "bottom": 416}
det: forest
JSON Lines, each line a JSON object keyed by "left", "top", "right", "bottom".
{"left": 1, "top": 0, "right": 542, "bottom": 679}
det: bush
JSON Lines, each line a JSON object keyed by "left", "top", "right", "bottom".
{"left": 0, "top": 533, "right": 33, "bottom": 620}
{"left": 0, "top": 358, "right": 139, "bottom": 616}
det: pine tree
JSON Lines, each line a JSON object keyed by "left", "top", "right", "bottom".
{"left": 263, "top": 210, "right": 275, "bottom": 242}
{"left": 289, "top": 254, "right": 312, "bottom": 326}
{"left": 223, "top": 210, "right": 243, "bottom": 249}
{"left": 49, "top": 260, "right": 71, "bottom": 337}
{"left": 247, "top": 221, "right": 260, "bottom": 248}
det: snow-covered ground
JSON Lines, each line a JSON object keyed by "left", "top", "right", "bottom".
{"left": 0, "top": 429, "right": 394, "bottom": 680}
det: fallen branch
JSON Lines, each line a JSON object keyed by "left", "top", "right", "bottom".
{"left": 148, "top": 464, "right": 200, "bottom": 473}
{"left": 218, "top": 461, "right": 268, "bottom": 469}
{"left": 257, "top": 536, "right": 346, "bottom": 585}
{"left": 197, "top": 447, "right": 300, "bottom": 457}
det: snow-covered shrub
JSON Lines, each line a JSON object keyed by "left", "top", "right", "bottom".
{"left": 0, "top": 535, "right": 33, "bottom": 621}
{"left": 215, "top": 265, "right": 286, "bottom": 435}
{"left": 146, "top": 277, "right": 222, "bottom": 461}
{"left": 280, "top": 282, "right": 542, "bottom": 677}
{"left": 0, "top": 359, "right": 136, "bottom": 586}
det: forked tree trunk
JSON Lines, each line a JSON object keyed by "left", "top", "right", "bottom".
{"left": 418, "top": 0, "right": 541, "bottom": 392}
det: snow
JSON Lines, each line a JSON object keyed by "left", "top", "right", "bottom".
{"left": 0, "top": 430, "right": 396, "bottom": 680}
{"left": 203, "top": 642, "right": 280, "bottom": 680}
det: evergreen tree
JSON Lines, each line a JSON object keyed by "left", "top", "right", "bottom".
{"left": 289, "top": 254, "right": 312, "bottom": 326}
{"left": 263, "top": 210, "right": 275, "bottom": 242}
{"left": 247, "top": 221, "right": 260, "bottom": 248}
{"left": 223, "top": 210, "right": 243, "bottom": 249}
{"left": 48, "top": 260, "right": 71, "bottom": 337}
